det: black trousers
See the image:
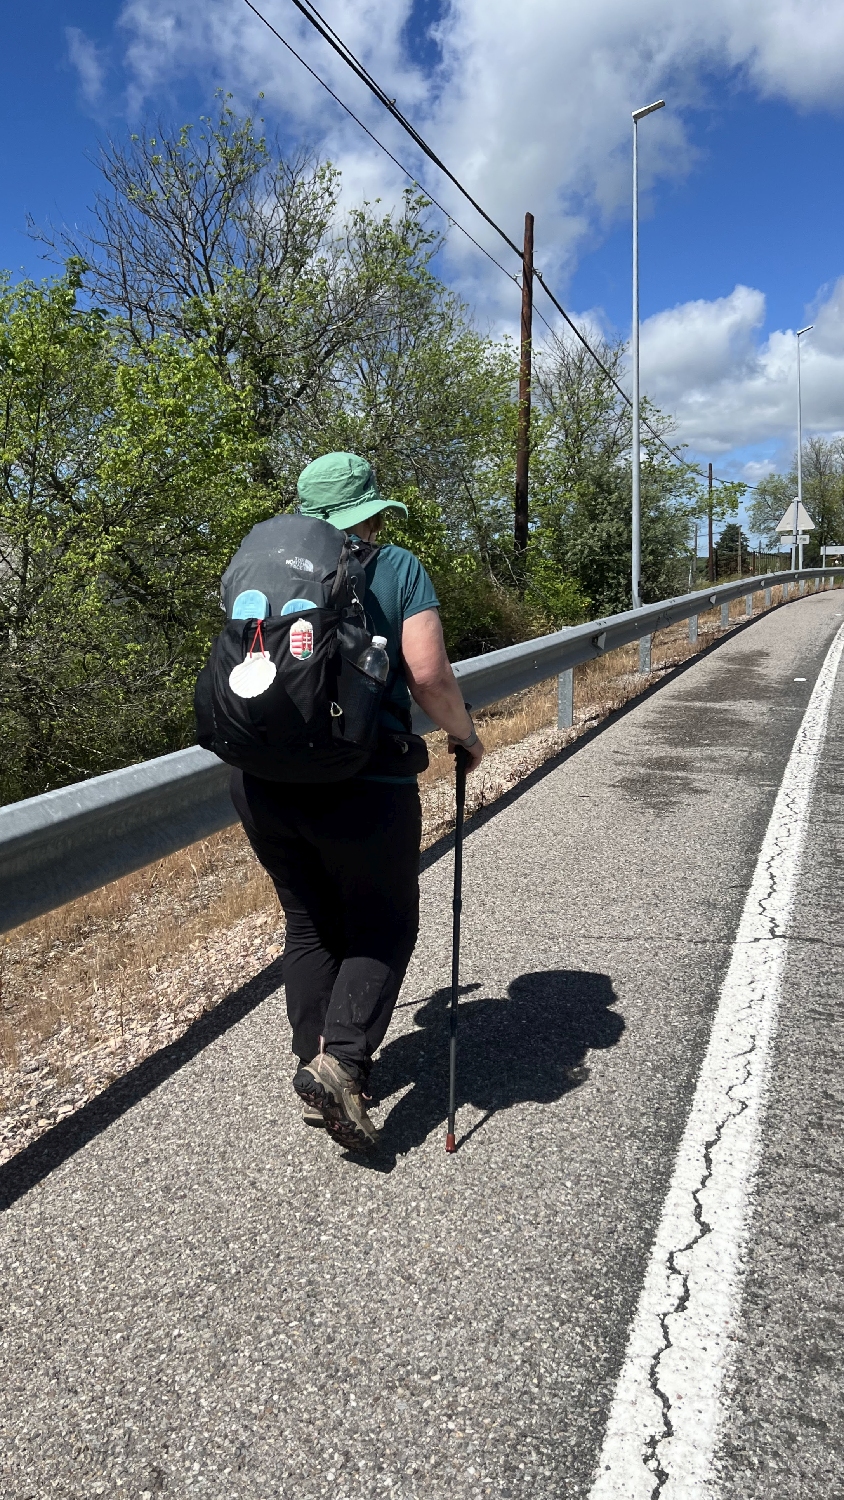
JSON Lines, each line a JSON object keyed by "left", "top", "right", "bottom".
{"left": 231, "top": 771, "right": 422, "bottom": 1083}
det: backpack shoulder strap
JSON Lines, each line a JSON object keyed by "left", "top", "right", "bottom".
{"left": 328, "top": 537, "right": 380, "bottom": 609}
{"left": 349, "top": 538, "right": 380, "bottom": 568}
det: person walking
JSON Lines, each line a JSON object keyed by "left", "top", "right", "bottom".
{"left": 230, "top": 452, "right": 484, "bottom": 1151}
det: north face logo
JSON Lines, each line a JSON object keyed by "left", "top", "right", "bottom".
{"left": 284, "top": 556, "right": 314, "bottom": 573}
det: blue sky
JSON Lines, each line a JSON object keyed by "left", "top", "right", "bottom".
{"left": 5, "top": 0, "right": 844, "bottom": 534}
{"left": 571, "top": 94, "right": 844, "bottom": 341}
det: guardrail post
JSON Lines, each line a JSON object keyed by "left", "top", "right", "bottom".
{"left": 688, "top": 614, "right": 698, "bottom": 643}
{"left": 764, "top": 586, "right": 772, "bottom": 607}
{"left": 799, "top": 579, "right": 806, "bottom": 597}
{"left": 557, "top": 668, "right": 574, "bottom": 729}
{"left": 639, "top": 635, "right": 651, "bottom": 673}
{"left": 720, "top": 602, "right": 729, "bottom": 628}
{"left": 745, "top": 594, "right": 753, "bottom": 617}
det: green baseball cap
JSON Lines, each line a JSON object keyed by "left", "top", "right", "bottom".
{"left": 296, "top": 452, "right": 408, "bottom": 532}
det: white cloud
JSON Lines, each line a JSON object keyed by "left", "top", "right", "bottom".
{"left": 640, "top": 286, "right": 766, "bottom": 396}
{"left": 639, "top": 279, "right": 844, "bottom": 454}
{"left": 118, "top": 0, "right": 426, "bottom": 136}
{"left": 115, "top": 0, "right": 844, "bottom": 284}
{"left": 66, "top": 27, "right": 107, "bottom": 107}
{"left": 718, "top": 0, "right": 844, "bottom": 106}
{"left": 109, "top": 1, "right": 844, "bottom": 455}
{"left": 740, "top": 458, "right": 780, "bottom": 484}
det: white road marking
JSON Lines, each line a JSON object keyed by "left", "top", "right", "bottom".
{"left": 589, "top": 622, "right": 844, "bottom": 1499}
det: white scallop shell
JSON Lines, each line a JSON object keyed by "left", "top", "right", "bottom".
{"left": 229, "top": 652, "right": 277, "bottom": 699}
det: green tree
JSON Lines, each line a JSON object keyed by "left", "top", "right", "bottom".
{"left": 715, "top": 521, "right": 752, "bottom": 576}
{"left": 47, "top": 103, "right": 537, "bottom": 654}
{"left": 689, "top": 478, "right": 743, "bottom": 580}
{"left": 528, "top": 333, "right": 698, "bottom": 617}
{"left": 0, "top": 269, "right": 117, "bottom": 799}
{"left": 802, "top": 438, "right": 844, "bottom": 556}
{"left": 749, "top": 473, "right": 794, "bottom": 548}
{"left": 749, "top": 441, "right": 844, "bottom": 559}
{"left": 45, "top": 103, "right": 471, "bottom": 492}
{"left": 0, "top": 269, "right": 264, "bottom": 802}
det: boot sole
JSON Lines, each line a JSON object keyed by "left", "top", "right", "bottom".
{"left": 293, "top": 1072, "right": 378, "bottom": 1153}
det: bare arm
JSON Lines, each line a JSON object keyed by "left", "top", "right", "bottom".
{"left": 401, "top": 609, "right": 484, "bottom": 772}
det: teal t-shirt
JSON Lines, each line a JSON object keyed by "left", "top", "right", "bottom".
{"left": 358, "top": 541, "right": 440, "bottom": 732}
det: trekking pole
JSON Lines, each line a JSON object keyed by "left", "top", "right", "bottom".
{"left": 445, "top": 745, "right": 469, "bottom": 1154}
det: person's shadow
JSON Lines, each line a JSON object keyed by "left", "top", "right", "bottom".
{"left": 350, "top": 969, "right": 624, "bottom": 1171}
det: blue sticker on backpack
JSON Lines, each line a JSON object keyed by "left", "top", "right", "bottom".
{"left": 231, "top": 590, "right": 270, "bottom": 621}
{"left": 280, "top": 598, "right": 318, "bottom": 615}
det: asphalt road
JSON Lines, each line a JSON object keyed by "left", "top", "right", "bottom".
{"left": 2, "top": 591, "right": 843, "bottom": 1500}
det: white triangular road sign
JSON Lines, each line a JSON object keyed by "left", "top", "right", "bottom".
{"left": 776, "top": 501, "right": 816, "bottom": 533}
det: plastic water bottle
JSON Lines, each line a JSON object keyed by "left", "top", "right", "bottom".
{"left": 356, "top": 635, "right": 390, "bottom": 683}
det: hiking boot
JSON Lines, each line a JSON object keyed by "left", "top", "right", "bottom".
{"left": 293, "top": 1053, "right": 380, "bottom": 1152}
{"left": 302, "top": 1105, "right": 325, "bottom": 1127}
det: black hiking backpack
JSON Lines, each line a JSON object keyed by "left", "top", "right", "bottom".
{"left": 194, "top": 513, "right": 385, "bottom": 782}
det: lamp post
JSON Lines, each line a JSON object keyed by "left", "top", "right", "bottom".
{"left": 631, "top": 98, "right": 665, "bottom": 610}
{"left": 793, "top": 324, "right": 813, "bottom": 569}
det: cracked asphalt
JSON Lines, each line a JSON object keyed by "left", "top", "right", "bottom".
{"left": 715, "top": 604, "right": 844, "bottom": 1499}
{"left": 2, "top": 590, "right": 843, "bottom": 1500}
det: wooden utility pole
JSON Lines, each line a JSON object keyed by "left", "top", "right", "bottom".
{"left": 707, "top": 462, "right": 714, "bottom": 582}
{"left": 514, "top": 211, "right": 534, "bottom": 578}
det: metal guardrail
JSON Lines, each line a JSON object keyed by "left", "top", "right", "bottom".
{"left": 1, "top": 568, "right": 841, "bottom": 933}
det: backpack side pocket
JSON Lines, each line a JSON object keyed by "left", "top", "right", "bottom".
{"left": 333, "top": 654, "right": 384, "bottom": 748}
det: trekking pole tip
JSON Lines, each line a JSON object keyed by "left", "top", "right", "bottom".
{"left": 445, "top": 1132, "right": 456, "bottom": 1154}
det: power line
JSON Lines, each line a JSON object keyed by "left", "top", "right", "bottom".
{"left": 273, "top": 0, "right": 705, "bottom": 473}
{"left": 240, "top": 0, "right": 518, "bottom": 286}
{"left": 283, "top": 0, "right": 523, "bottom": 259}
{"left": 242, "top": 0, "right": 737, "bottom": 489}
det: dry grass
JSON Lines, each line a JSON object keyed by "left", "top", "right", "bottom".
{"left": 421, "top": 601, "right": 741, "bottom": 785}
{"left": 1, "top": 826, "right": 275, "bottom": 1068}
{"left": 0, "top": 578, "right": 810, "bottom": 1157}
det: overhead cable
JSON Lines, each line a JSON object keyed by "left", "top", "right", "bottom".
{"left": 240, "top": 0, "right": 518, "bottom": 285}
{"left": 242, "top": 0, "right": 735, "bottom": 486}
{"left": 271, "top": 0, "right": 703, "bottom": 473}
{"left": 282, "top": 0, "right": 524, "bottom": 259}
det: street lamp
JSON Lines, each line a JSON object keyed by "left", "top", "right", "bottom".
{"left": 793, "top": 324, "right": 813, "bottom": 569}
{"left": 631, "top": 99, "right": 665, "bottom": 610}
